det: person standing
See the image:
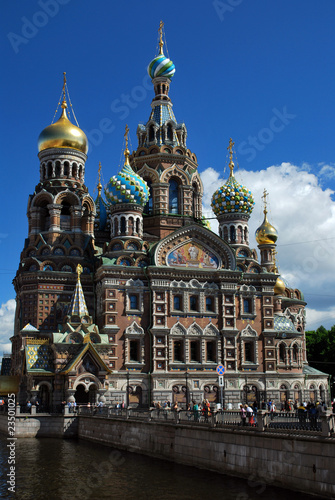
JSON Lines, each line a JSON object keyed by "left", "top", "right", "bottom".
{"left": 240, "top": 404, "right": 246, "bottom": 426}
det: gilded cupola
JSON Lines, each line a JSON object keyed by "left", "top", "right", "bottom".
{"left": 255, "top": 191, "right": 278, "bottom": 245}
{"left": 38, "top": 73, "right": 88, "bottom": 154}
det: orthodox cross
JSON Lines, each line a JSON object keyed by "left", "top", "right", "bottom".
{"left": 97, "top": 161, "right": 102, "bottom": 196}
{"left": 76, "top": 263, "right": 83, "bottom": 281}
{"left": 227, "top": 138, "right": 235, "bottom": 176}
{"left": 262, "top": 189, "right": 269, "bottom": 214}
{"left": 159, "top": 20, "right": 164, "bottom": 55}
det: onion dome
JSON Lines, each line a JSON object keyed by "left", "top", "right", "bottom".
{"left": 148, "top": 54, "right": 175, "bottom": 79}
{"left": 211, "top": 176, "right": 254, "bottom": 216}
{"left": 274, "top": 276, "right": 286, "bottom": 295}
{"left": 105, "top": 129, "right": 149, "bottom": 206}
{"left": 211, "top": 140, "right": 254, "bottom": 216}
{"left": 38, "top": 100, "right": 88, "bottom": 154}
{"left": 148, "top": 21, "right": 175, "bottom": 79}
{"left": 255, "top": 192, "right": 278, "bottom": 244}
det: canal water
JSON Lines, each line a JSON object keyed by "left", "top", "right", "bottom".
{"left": 0, "top": 436, "right": 318, "bottom": 500}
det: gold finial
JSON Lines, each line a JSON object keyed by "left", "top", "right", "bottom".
{"left": 124, "top": 124, "right": 130, "bottom": 165}
{"left": 97, "top": 161, "right": 102, "bottom": 196}
{"left": 262, "top": 188, "right": 269, "bottom": 215}
{"left": 227, "top": 138, "right": 235, "bottom": 177}
{"left": 158, "top": 20, "right": 164, "bottom": 55}
{"left": 61, "top": 72, "right": 67, "bottom": 109}
{"left": 76, "top": 263, "right": 83, "bottom": 281}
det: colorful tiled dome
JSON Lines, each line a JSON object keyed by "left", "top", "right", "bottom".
{"left": 211, "top": 175, "right": 255, "bottom": 216}
{"left": 106, "top": 163, "right": 149, "bottom": 207}
{"left": 148, "top": 54, "right": 175, "bottom": 79}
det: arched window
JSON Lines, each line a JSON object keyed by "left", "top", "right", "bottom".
{"left": 144, "top": 180, "right": 153, "bottom": 214}
{"left": 279, "top": 343, "right": 286, "bottom": 363}
{"left": 292, "top": 344, "right": 299, "bottom": 362}
{"left": 120, "top": 217, "right": 126, "bottom": 234}
{"left": 60, "top": 202, "right": 71, "bottom": 230}
{"left": 167, "top": 124, "right": 173, "bottom": 141}
{"left": 149, "top": 125, "right": 155, "bottom": 142}
{"left": 169, "top": 179, "right": 179, "bottom": 214}
{"left": 192, "top": 183, "right": 198, "bottom": 218}
{"left": 230, "top": 226, "right": 236, "bottom": 243}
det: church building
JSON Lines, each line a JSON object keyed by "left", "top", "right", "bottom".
{"left": 10, "top": 24, "right": 329, "bottom": 409}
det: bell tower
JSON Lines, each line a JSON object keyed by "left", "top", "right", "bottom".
{"left": 131, "top": 21, "right": 203, "bottom": 239}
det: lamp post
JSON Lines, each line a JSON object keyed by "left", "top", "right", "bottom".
{"left": 185, "top": 370, "right": 189, "bottom": 408}
{"left": 126, "top": 370, "right": 129, "bottom": 408}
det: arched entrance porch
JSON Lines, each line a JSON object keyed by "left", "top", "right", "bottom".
{"left": 74, "top": 383, "right": 98, "bottom": 405}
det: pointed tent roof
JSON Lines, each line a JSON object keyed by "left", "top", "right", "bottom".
{"left": 68, "top": 264, "right": 89, "bottom": 317}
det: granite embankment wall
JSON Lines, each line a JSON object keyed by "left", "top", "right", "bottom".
{"left": 0, "top": 413, "right": 334, "bottom": 498}
{"left": 0, "top": 414, "right": 78, "bottom": 438}
{"left": 78, "top": 416, "right": 335, "bottom": 499}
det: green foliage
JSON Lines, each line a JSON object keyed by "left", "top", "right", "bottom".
{"left": 305, "top": 325, "right": 335, "bottom": 378}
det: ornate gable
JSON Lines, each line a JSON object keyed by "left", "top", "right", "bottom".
{"left": 154, "top": 225, "right": 235, "bottom": 270}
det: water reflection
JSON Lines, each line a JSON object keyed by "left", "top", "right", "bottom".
{"left": 0, "top": 436, "right": 317, "bottom": 500}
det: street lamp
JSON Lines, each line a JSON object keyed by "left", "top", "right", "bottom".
{"left": 126, "top": 370, "right": 129, "bottom": 408}
{"left": 185, "top": 370, "right": 189, "bottom": 408}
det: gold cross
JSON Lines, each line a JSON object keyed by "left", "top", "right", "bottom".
{"left": 124, "top": 124, "right": 129, "bottom": 148}
{"left": 97, "top": 161, "right": 102, "bottom": 195}
{"left": 76, "top": 263, "right": 83, "bottom": 281}
{"left": 227, "top": 138, "right": 235, "bottom": 176}
{"left": 62, "top": 72, "right": 66, "bottom": 100}
{"left": 159, "top": 20, "right": 164, "bottom": 55}
{"left": 262, "top": 189, "right": 269, "bottom": 213}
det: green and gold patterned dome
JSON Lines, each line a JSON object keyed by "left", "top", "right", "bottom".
{"left": 211, "top": 139, "right": 254, "bottom": 216}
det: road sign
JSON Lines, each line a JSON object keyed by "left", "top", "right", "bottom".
{"left": 216, "top": 364, "right": 225, "bottom": 375}
{"left": 218, "top": 376, "right": 224, "bottom": 386}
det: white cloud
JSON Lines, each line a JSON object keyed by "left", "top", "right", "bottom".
{"left": 305, "top": 307, "right": 335, "bottom": 331}
{"left": 318, "top": 164, "right": 335, "bottom": 180}
{"left": 200, "top": 162, "right": 335, "bottom": 330}
{"left": 0, "top": 299, "right": 15, "bottom": 357}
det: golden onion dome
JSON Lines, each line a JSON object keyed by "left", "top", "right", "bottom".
{"left": 38, "top": 101, "right": 88, "bottom": 154}
{"left": 274, "top": 276, "right": 286, "bottom": 295}
{"left": 255, "top": 211, "right": 278, "bottom": 245}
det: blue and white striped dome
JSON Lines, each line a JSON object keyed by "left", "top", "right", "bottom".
{"left": 148, "top": 54, "right": 175, "bottom": 79}
{"left": 105, "top": 163, "right": 149, "bottom": 207}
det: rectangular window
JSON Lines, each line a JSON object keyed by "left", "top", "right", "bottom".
{"left": 189, "top": 296, "right": 198, "bottom": 311}
{"left": 243, "top": 298, "right": 251, "bottom": 313}
{"left": 206, "top": 341, "right": 215, "bottom": 362}
{"left": 205, "top": 297, "right": 213, "bottom": 312}
{"left": 244, "top": 342, "right": 253, "bottom": 362}
{"left": 190, "top": 341, "right": 200, "bottom": 362}
{"left": 174, "top": 340, "right": 183, "bottom": 362}
{"left": 129, "top": 340, "right": 139, "bottom": 361}
{"left": 129, "top": 294, "right": 138, "bottom": 310}
{"left": 173, "top": 295, "right": 182, "bottom": 311}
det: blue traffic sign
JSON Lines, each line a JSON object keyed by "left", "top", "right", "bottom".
{"left": 216, "top": 364, "right": 225, "bottom": 375}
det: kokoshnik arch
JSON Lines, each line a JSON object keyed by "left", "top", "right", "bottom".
{"left": 10, "top": 23, "right": 328, "bottom": 409}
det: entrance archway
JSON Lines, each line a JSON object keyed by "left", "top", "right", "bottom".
{"left": 75, "top": 384, "right": 89, "bottom": 404}
{"left": 39, "top": 384, "right": 51, "bottom": 412}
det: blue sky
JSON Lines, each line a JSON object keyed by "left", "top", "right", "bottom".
{"left": 1, "top": 0, "right": 335, "bottom": 352}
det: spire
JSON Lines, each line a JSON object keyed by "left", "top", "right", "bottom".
{"left": 68, "top": 264, "right": 89, "bottom": 318}
{"left": 227, "top": 138, "right": 235, "bottom": 177}
{"left": 158, "top": 20, "right": 164, "bottom": 55}
{"left": 124, "top": 124, "right": 130, "bottom": 166}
